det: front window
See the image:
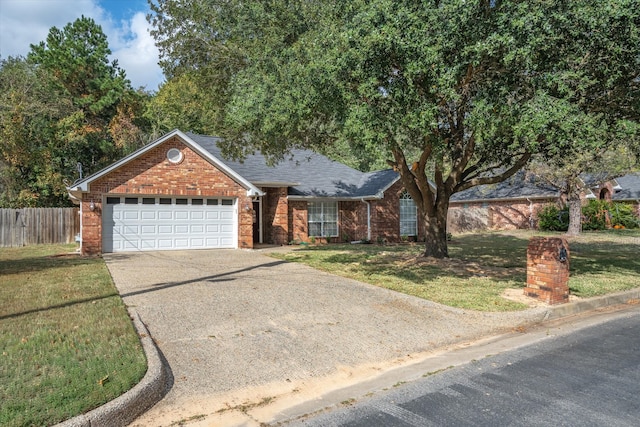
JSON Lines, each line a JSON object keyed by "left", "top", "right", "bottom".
{"left": 399, "top": 191, "right": 417, "bottom": 236}
{"left": 308, "top": 201, "right": 338, "bottom": 237}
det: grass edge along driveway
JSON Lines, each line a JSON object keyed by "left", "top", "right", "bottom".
{"left": 0, "top": 244, "right": 146, "bottom": 427}
{"left": 270, "top": 230, "right": 640, "bottom": 312}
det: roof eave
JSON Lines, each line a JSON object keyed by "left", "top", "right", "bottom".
{"left": 287, "top": 194, "right": 383, "bottom": 201}
{"left": 450, "top": 195, "right": 559, "bottom": 204}
{"left": 252, "top": 181, "right": 301, "bottom": 187}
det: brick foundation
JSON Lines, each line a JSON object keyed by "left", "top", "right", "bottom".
{"left": 524, "top": 237, "right": 570, "bottom": 305}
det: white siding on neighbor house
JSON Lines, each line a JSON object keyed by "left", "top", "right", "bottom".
{"left": 102, "top": 196, "right": 237, "bottom": 252}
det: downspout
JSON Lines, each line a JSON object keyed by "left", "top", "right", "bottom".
{"left": 361, "top": 199, "right": 371, "bottom": 241}
{"left": 527, "top": 198, "right": 534, "bottom": 229}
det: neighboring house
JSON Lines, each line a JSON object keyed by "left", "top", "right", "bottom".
{"left": 448, "top": 172, "right": 561, "bottom": 233}
{"left": 448, "top": 171, "right": 640, "bottom": 233}
{"left": 68, "top": 129, "right": 405, "bottom": 254}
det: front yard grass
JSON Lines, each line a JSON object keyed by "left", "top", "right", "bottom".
{"left": 272, "top": 230, "right": 640, "bottom": 312}
{"left": 0, "top": 244, "right": 146, "bottom": 427}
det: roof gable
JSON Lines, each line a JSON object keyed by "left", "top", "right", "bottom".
{"left": 67, "top": 130, "right": 263, "bottom": 197}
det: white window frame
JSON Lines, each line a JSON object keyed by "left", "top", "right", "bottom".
{"left": 399, "top": 191, "right": 418, "bottom": 237}
{"left": 308, "top": 201, "right": 338, "bottom": 237}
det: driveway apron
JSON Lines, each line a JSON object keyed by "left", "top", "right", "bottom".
{"left": 104, "top": 249, "right": 544, "bottom": 426}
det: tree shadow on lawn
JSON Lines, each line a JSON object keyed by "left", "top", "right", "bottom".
{"left": 298, "top": 232, "right": 640, "bottom": 286}
{"left": 568, "top": 241, "right": 640, "bottom": 277}
{"left": 302, "top": 233, "right": 531, "bottom": 285}
{"left": 0, "top": 252, "right": 98, "bottom": 277}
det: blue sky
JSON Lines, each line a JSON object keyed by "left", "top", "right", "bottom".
{"left": 0, "top": 0, "right": 164, "bottom": 90}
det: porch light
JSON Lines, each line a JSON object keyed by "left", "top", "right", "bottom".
{"left": 89, "top": 200, "right": 96, "bottom": 212}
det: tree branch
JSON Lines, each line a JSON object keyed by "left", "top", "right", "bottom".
{"left": 455, "top": 152, "right": 532, "bottom": 193}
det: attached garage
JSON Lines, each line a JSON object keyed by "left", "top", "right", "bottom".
{"left": 67, "top": 130, "right": 263, "bottom": 255}
{"left": 102, "top": 196, "right": 237, "bottom": 252}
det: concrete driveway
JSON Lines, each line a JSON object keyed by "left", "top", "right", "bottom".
{"left": 105, "top": 248, "right": 546, "bottom": 426}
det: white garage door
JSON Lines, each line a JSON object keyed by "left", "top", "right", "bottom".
{"left": 102, "top": 196, "right": 237, "bottom": 252}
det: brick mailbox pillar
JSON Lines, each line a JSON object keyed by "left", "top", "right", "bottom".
{"left": 524, "top": 237, "right": 570, "bottom": 305}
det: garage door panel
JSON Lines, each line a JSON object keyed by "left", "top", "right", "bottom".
{"left": 142, "top": 211, "right": 156, "bottom": 220}
{"left": 189, "top": 224, "right": 203, "bottom": 233}
{"left": 123, "top": 211, "right": 139, "bottom": 220}
{"left": 190, "top": 238, "right": 205, "bottom": 247}
{"left": 158, "top": 239, "right": 173, "bottom": 248}
{"left": 205, "top": 237, "right": 220, "bottom": 246}
{"left": 158, "top": 211, "right": 172, "bottom": 220}
{"left": 175, "top": 225, "right": 189, "bottom": 233}
{"left": 123, "top": 225, "right": 139, "bottom": 235}
{"left": 158, "top": 225, "right": 172, "bottom": 234}
{"left": 175, "top": 238, "right": 189, "bottom": 248}
{"left": 141, "top": 225, "right": 156, "bottom": 234}
{"left": 102, "top": 197, "right": 237, "bottom": 252}
{"left": 123, "top": 241, "right": 140, "bottom": 250}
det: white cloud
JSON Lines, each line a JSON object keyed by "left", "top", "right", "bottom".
{"left": 0, "top": 0, "right": 164, "bottom": 90}
{"left": 108, "top": 12, "right": 164, "bottom": 90}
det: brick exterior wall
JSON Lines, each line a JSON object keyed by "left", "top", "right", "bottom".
{"left": 524, "top": 237, "right": 570, "bottom": 304}
{"left": 339, "top": 201, "right": 369, "bottom": 242}
{"left": 448, "top": 198, "right": 556, "bottom": 233}
{"left": 263, "top": 187, "right": 289, "bottom": 245}
{"left": 80, "top": 136, "right": 253, "bottom": 255}
{"left": 289, "top": 200, "right": 308, "bottom": 243}
{"left": 286, "top": 180, "right": 414, "bottom": 245}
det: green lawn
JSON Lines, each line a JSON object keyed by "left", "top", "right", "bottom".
{"left": 271, "top": 230, "right": 640, "bottom": 312}
{"left": 0, "top": 244, "right": 147, "bottom": 427}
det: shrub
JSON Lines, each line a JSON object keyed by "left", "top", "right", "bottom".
{"left": 537, "top": 204, "right": 569, "bottom": 231}
{"left": 581, "top": 200, "right": 640, "bottom": 230}
{"left": 582, "top": 199, "right": 610, "bottom": 230}
{"left": 610, "top": 202, "right": 640, "bottom": 229}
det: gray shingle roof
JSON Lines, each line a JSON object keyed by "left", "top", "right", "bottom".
{"left": 187, "top": 132, "right": 399, "bottom": 199}
{"left": 451, "top": 171, "right": 560, "bottom": 202}
{"left": 612, "top": 173, "right": 640, "bottom": 201}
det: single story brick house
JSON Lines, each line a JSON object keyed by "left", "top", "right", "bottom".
{"left": 68, "top": 129, "right": 410, "bottom": 254}
{"left": 448, "top": 171, "right": 640, "bottom": 233}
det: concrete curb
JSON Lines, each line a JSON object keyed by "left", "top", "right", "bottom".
{"left": 56, "top": 311, "right": 169, "bottom": 427}
{"left": 542, "top": 288, "right": 640, "bottom": 321}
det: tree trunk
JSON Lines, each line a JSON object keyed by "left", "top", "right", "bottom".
{"left": 566, "top": 196, "right": 582, "bottom": 235}
{"left": 421, "top": 207, "right": 449, "bottom": 258}
{"left": 566, "top": 180, "right": 582, "bottom": 236}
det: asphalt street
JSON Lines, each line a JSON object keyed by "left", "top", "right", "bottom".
{"left": 286, "top": 305, "right": 640, "bottom": 427}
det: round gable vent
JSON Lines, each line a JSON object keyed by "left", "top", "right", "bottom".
{"left": 167, "top": 148, "right": 183, "bottom": 164}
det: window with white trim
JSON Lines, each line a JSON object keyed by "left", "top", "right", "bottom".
{"left": 308, "top": 201, "right": 338, "bottom": 237}
{"left": 399, "top": 191, "right": 417, "bottom": 236}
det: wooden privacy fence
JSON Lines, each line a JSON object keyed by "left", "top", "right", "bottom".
{"left": 0, "top": 208, "right": 80, "bottom": 247}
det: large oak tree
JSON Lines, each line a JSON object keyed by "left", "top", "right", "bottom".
{"left": 150, "top": 0, "right": 640, "bottom": 257}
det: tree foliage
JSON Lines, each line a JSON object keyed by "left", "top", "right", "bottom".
{"left": 0, "top": 17, "right": 152, "bottom": 207}
{"left": 149, "top": 0, "right": 639, "bottom": 257}
{"left": 144, "top": 72, "right": 220, "bottom": 135}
